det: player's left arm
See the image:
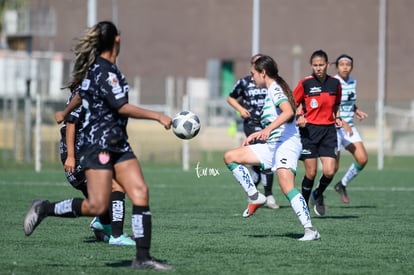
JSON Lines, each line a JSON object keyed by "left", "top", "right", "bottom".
{"left": 118, "top": 103, "right": 172, "bottom": 130}
{"left": 246, "top": 100, "right": 294, "bottom": 143}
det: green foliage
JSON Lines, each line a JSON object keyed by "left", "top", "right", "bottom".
{"left": 0, "top": 155, "right": 413, "bottom": 274}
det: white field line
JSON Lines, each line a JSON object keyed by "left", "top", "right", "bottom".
{"left": 2, "top": 180, "right": 413, "bottom": 192}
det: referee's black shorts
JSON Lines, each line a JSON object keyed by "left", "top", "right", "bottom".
{"left": 299, "top": 123, "right": 337, "bottom": 159}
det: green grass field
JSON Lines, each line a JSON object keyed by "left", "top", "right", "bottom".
{"left": 1, "top": 153, "right": 413, "bottom": 274}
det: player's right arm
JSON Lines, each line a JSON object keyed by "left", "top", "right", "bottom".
{"left": 227, "top": 96, "right": 250, "bottom": 119}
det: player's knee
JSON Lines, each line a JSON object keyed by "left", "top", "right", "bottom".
{"left": 305, "top": 170, "right": 317, "bottom": 179}
{"left": 127, "top": 184, "right": 149, "bottom": 205}
{"left": 223, "top": 151, "right": 234, "bottom": 164}
{"left": 84, "top": 200, "right": 108, "bottom": 216}
{"left": 357, "top": 157, "right": 368, "bottom": 168}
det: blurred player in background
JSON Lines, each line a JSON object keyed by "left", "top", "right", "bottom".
{"left": 333, "top": 54, "right": 368, "bottom": 204}
{"left": 227, "top": 54, "right": 279, "bottom": 210}
{"left": 293, "top": 49, "right": 342, "bottom": 216}
{"left": 224, "top": 55, "right": 320, "bottom": 241}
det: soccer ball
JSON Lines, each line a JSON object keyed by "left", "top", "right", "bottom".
{"left": 172, "top": 111, "right": 201, "bottom": 139}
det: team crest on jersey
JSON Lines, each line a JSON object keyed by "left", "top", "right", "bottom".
{"left": 310, "top": 98, "right": 318, "bottom": 109}
{"left": 106, "top": 72, "right": 120, "bottom": 88}
{"left": 98, "top": 151, "right": 110, "bottom": 165}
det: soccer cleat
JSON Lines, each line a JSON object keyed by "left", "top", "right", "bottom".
{"left": 298, "top": 227, "right": 321, "bottom": 241}
{"left": 109, "top": 234, "right": 136, "bottom": 246}
{"left": 131, "top": 257, "right": 173, "bottom": 270}
{"left": 90, "top": 217, "right": 111, "bottom": 242}
{"left": 23, "top": 200, "right": 49, "bottom": 236}
{"left": 266, "top": 195, "right": 280, "bottom": 209}
{"left": 242, "top": 193, "right": 267, "bottom": 218}
{"left": 310, "top": 191, "right": 326, "bottom": 216}
{"left": 334, "top": 182, "right": 350, "bottom": 204}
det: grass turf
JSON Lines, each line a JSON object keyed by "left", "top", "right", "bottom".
{"left": 0, "top": 154, "right": 413, "bottom": 274}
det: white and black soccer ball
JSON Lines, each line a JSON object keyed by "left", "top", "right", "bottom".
{"left": 172, "top": 111, "right": 201, "bottom": 140}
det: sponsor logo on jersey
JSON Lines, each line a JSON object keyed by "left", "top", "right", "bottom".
{"left": 81, "top": 79, "right": 90, "bottom": 90}
{"left": 106, "top": 72, "right": 120, "bottom": 88}
{"left": 310, "top": 86, "right": 322, "bottom": 93}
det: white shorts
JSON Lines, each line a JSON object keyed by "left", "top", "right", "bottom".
{"left": 249, "top": 135, "right": 302, "bottom": 172}
{"left": 337, "top": 126, "right": 363, "bottom": 151}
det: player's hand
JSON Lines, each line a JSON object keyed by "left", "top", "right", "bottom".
{"left": 342, "top": 120, "right": 353, "bottom": 136}
{"left": 355, "top": 109, "right": 368, "bottom": 121}
{"left": 243, "top": 130, "right": 268, "bottom": 145}
{"left": 296, "top": 115, "right": 307, "bottom": 128}
{"left": 243, "top": 132, "right": 258, "bottom": 146}
{"left": 55, "top": 111, "right": 65, "bottom": 124}
{"left": 64, "top": 156, "right": 76, "bottom": 174}
{"left": 159, "top": 114, "right": 172, "bottom": 130}
{"left": 239, "top": 108, "right": 251, "bottom": 119}
{"left": 335, "top": 117, "right": 344, "bottom": 128}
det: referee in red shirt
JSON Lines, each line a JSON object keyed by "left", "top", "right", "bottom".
{"left": 293, "top": 50, "right": 342, "bottom": 216}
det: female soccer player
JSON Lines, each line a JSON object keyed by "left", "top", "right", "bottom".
{"left": 23, "top": 21, "right": 173, "bottom": 270}
{"left": 293, "top": 50, "right": 342, "bottom": 217}
{"left": 224, "top": 55, "right": 320, "bottom": 241}
{"left": 227, "top": 53, "right": 279, "bottom": 210}
{"left": 59, "top": 87, "right": 135, "bottom": 245}
{"left": 333, "top": 54, "right": 368, "bottom": 204}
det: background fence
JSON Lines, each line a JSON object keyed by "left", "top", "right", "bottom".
{"left": 0, "top": 50, "right": 413, "bottom": 171}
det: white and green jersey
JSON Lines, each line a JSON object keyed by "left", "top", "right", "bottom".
{"left": 335, "top": 74, "right": 357, "bottom": 127}
{"left": 261, "top": 81, "right": 299, "bottom": 142}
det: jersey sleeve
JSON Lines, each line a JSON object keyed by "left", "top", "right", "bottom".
{"left": 335, "top": 79, "right": 342, "bottom": 105}
{"left": 229, "top": 76, "right": 248, "bottom": 98}
{"left": 293, "top": 80, "right": 304, "bottom": 107}
{"left": 65, "top": 106, "right": 82, "bottom": 124}
{"left": 272, "top": 86, "right": 288, "bottom": 106}
{"left": 64, "top": 87, "right": 82, "bottom": 124}
{"left": 100, "top": 69, "right": 128, "bottom": 110}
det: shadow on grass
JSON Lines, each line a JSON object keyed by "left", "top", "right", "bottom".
{"left": 311, "top": 214, "right": 359, "bottom": 219}
{"left": 334, "top": 205, "right": 377, "bottom": 209}
{"left": 82, "top": 236, "right": 110, "bottom": 243}
{"left": 105, "top": 260, "right": 132, "bottom": 268}
{"left": 310, "top": 205, "right": 377, "bottom": 219}
{"left": 246, "top": 233, "right": 306, "bottom": 240}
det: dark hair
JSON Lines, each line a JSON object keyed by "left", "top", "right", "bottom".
{"left": 310, "top": 49, "right": 328, "bottom": 64}
{"left": 335, "top": 54, "right": 353, "bottom": 67}
{"left": 66, "top": 21, "right": 119, "bottom": 89}
{"left": 253, "top": 55, "right": 296, "bottom": 115}
{"left": 95, "top": 21, "right": 119, "bottom": 55}
{"left": 250, "top": 53, "right": 264, "bottom": 64}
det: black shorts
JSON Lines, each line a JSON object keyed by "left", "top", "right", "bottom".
{"left": 80, "top": 148, "right": 136, "bottom": 170}
{"left": 299, "top": 124, "right": 337, "bottom": 159}
{"left": 65, "top": 169, "right": 87, "bottom": 189}
{"left": 60, "top": 150, "right": 87, "bottom": 189}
